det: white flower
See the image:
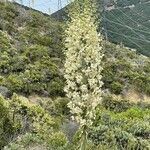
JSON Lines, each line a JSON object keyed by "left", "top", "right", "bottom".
{"left": 80, "top": 85, "right": 88, "bottom": 92}
{"left": 76, "top": 74, "right": 83, "bottom": 83}
{"left": 64, "top": 3, "right": 104, "bottom": 127}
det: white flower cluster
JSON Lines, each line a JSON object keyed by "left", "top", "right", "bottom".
{"left": 64, "top": 3, "right": 104, "bottom": 127}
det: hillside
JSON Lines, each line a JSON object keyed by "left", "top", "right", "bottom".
{"left": 52, "top": 0, "right": 150, "bottom": 56}
{"left": 105, "top": 0, "right": 150, "bottom": 56}
{"left": 0, "top": 1, "right": 150, "bottom": 99}
{"left": 0, "top": 1, "right": 150, "bottom": 150}
{"left": 0, "top": 1, "right": 65, "bottom": 97}
{"left": 0, "top": 1, "right": 150, "bottom": 100}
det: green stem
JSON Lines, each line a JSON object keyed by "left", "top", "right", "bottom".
{"left": 80, "top": 125, "right": 87, "bottom": 150}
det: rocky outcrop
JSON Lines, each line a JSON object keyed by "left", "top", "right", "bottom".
{"left": 0, "top": 86, "right": 12, "bottom": 98}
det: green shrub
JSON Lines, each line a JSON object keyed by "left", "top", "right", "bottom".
{"left": 47, "top": 132, "right": 68, "bottom": 149}
{"left": 40, "top": 97, "right": 69, "bottom": 116}
{"left": 9, "top": 94, "right": 59, "bottom": 134}
{"left": 0, "top": 93, "right": 68, "bottom": 149}
{"left": 110, "top": 81, "right": 124, "bottom": 95}
{"left": 102, "top": 95, "right": 132, "bottom": 112}
{"left": 10, "top": 55, "right": 29, "bottom": 72}
{"left": 0, "top": 31, "right": 11, "bottom": 50}
{"left": 47, "top": 77, "right": 65, "bottom": 97}
{"left": 0, "top": 96, "right": 15, "bottom": 149}
{"left": 24, "top": 45, "right": 49, "bottom": 62}
{"left": 54, "top": 97, "right": 70, "bottom": 116}
{"left": 0, "top": 52, "right": 11, "bottom": 74}
{"left": 4, "top": 132, "right": 68, "bottom": 150}
{"left": 4, "top": 74, "right": 24, "bottom": 92}
{"left": 4, "top": 133, "right": 47, "bottom": 150}
{"left": 88, "top": 107, "right": 150, "bottom": 149}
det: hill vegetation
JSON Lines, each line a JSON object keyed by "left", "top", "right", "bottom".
{"left": 0, "top": 1, "right": 150, "bottom": 149}
{"left": 52, "top": 0, "right": 150, "bottom": 56}
{"left": 105, "top": 0, "right": 150, "bottom": 56}
{"left": 0, "top": 1, "right": 65, "bottom": 97}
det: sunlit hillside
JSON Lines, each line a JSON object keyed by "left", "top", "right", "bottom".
{"left": 0, "top": 1, "right": 150, "bottom": 150}
{"left": 52, "top": 0, "right": 150, "bottom": 56}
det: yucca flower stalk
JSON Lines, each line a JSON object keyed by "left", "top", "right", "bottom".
{"left": 64, "top": 0, "right": 104, "bottom": 149}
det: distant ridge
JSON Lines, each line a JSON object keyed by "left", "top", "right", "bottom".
{"left": 52, "top": 0, "right": 150, "bottom": 56}
{"left": 51, "top": 4, "right": 68, "bottom": 21}
{"left": 11, "top": 1, "right": 51, "bottom": 17}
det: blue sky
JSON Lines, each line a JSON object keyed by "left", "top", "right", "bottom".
{"left": 15, "top": 0, "right": 69, "bottom": 14}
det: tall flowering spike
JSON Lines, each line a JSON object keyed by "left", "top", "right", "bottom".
{"left": 64, "top": 0, "right": 104, "bottom": 127}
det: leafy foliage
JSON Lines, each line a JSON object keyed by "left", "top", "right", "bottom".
{"left": 0, "top": 2, "right": 64, "bottom": 96}
{"left": 103, "top": 43, "right": 150, "bottom": 96}
{"left": 0, "top": 1, "right": 150, "bottom": 150}
{"left": 0, "top": 94, "right": 62, "bottom": 149}
{"left": 0, "top": 96, "right": 15, "bottom": 149}
{"left": 88, "top": 106, "right": 150, "bottom": 150}
{"left": 0, "top": 1, "right": 150, "bottom": 97}
{"left": 4, "top": 132, "right": 68, "bottom": 150}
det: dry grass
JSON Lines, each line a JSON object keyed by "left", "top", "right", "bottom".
{"left": 125, "top": 89, "right": 150, "bottom": 104}
{"left": 111, "top": 89, "right": 150, "bottom": 104}
{"left": 28, "top": 145, "right": 47, "bottom": 150}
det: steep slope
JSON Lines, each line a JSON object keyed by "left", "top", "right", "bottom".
{"left": 0, "top": 1, "right": 150, "bottom": 150}
{"left": 52, "top": 0, "right": 150, "bottom": 56}
{"left": 0, "top": 1, "right": 65, "bottom": 97}
{"left": 0, "top": 1, "right": 150, "bottom": 99}
{"left": 105, "top": 0, "right": 150, "bottom": 56}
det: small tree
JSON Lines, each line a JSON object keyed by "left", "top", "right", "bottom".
{"left": 64, "top": 0, "right": 104, "bottom": 149}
